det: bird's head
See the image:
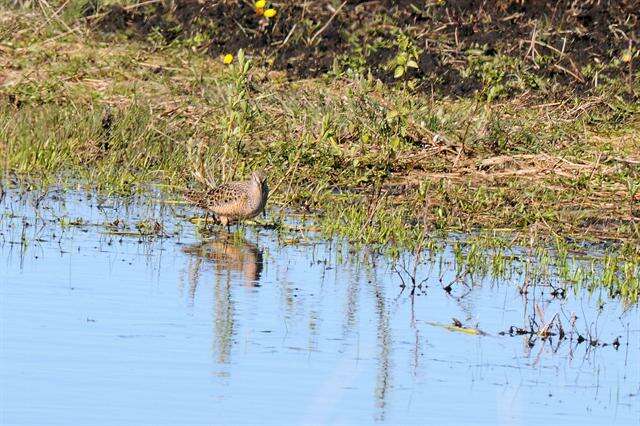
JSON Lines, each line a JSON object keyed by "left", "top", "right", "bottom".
{"left": 250, "top": 170, "right": 268, "bottom": 187}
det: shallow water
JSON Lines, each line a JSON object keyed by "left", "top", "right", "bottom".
{"left": 1, "top": 187, "right": 638, "bottom": 425}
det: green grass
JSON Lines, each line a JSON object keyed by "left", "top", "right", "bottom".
{"left": 1, "top": 4, "right": 639, "bottom": 302}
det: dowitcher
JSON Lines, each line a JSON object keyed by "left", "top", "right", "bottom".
{"left": 185, "top": 171, "right": 269, "bottom": 227}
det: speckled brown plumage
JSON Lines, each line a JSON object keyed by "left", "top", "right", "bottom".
{"left": 184, "top": 171, "right": 269, "bottom": 226}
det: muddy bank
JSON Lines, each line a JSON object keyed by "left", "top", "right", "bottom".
{"left": 94, "top": 0, "right": 639, "bottom": 98}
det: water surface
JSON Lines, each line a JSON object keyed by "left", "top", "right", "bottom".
{"left": 1, "top": 187, "right": 638, "bottom": 425}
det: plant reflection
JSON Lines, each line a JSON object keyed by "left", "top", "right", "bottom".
{"left": 369, "top": 273, "right": 391, "bottom": 422}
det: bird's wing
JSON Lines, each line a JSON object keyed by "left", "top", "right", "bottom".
{"left": 206, "top": 183, "right": 248, "bottom": 210}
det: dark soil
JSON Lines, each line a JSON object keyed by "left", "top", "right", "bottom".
{"left": 95, "top": 0, "right": 639, "bottom": 98}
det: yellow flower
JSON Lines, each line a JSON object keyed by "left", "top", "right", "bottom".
{"left": 264, "top": 8, "right": 277, "bottom": 18}
{"left": 255, "top": 0, "right": 266, "bottom": 8}
{"left": 223, "top": 54, "right": 233, "bottom": 64}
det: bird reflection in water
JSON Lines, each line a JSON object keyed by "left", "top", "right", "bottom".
{"left": 182, "top": 232, "right": 264, "bottom": 289}
{"left": 181, "top": 232, "right": 264, "bottom": 363}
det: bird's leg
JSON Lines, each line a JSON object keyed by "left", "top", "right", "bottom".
{"left": 220, "top": 216, "right": 229, "bottom": 232}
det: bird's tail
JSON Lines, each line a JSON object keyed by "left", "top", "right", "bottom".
{"left": 179, "top": 187, "right": 207, "bottom": 208}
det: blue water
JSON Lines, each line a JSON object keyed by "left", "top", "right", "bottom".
{"left": 1, "top": 187, "right": 638, "bottom": 425}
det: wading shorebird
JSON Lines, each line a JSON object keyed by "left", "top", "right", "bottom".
{"left": 184, "top": 170, "right": 269, "bottom": 227}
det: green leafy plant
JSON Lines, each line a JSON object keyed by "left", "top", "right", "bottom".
{"left": 391, "top": 34, "right": 420, "bottom": 79}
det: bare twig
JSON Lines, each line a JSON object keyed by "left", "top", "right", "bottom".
{"left": 309, "top": 0, "right": 347, "bottom": 45}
